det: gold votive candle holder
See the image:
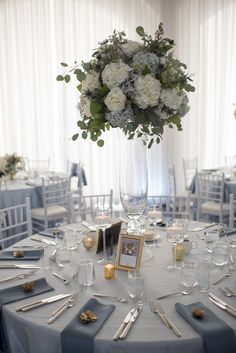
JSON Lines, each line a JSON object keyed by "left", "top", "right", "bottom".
{"left": 82, "top": 234, "right": 96, "bottom": 250}
{"left": 173, "top": 243, "right": 185, "bottom": 261}
{"left": 104, "top": 264, "right": 115, "bottom": 280}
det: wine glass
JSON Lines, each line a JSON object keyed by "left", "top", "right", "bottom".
{"left": 166, "top": 219, "right": 184, "bottom": 271}
{"left": 95, "top": 209, "right": 112, "bottom": 264}
{"left": 119, "top": 137, "right": 148, "bottom": 234}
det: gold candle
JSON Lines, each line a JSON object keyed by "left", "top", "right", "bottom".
{"left": 104, "top": 264, "right": 115, "bottom": 280}
{"left": 173, "top": 243, "right": 185, "bottom": 261}
{"left": 82, "top": 235, "right": 96, "bottom": 250}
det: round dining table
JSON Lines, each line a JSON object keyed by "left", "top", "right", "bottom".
{"left": 1, "top": 221, "right": 236, "bottom": 353}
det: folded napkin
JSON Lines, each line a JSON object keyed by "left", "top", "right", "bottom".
{"left": 39, "top": 229, "right": 64, "bottom": 239}
{"left": 226, "top": 229, "right": 236, "bottom": 236}
{"left": 61, "top": 298, "right": 115, "bottom": 353}
{"left": 0, "top": 249, "right": 43, "bottom": 261}
{"left": 0, "top": 277, "right": 53, "bottom": 352}
{"left": 175, "top": 302, "right": 236, "bottom": 353}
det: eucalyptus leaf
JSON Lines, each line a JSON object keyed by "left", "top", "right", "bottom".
{"left": 97, "top": 139, "right": 104, "bottom": 147}
{"left": 72, "top": 133, "right": 79, "bottom": 141}
{"left": 82, "top": 131, "right": 88, "bottom": 139}
{"left": 60, "top": 62, "right": 68, "bottom": 67}
{"left": 56, "top": 75, "right": 64, "bottom": 81}
{"left": 64, "top": 75, "right": 70, "bottom": 83}
{"left": 76, "top": 69, "right": 86, "bottom": 81}
{"left": 77, "top": 121, "right": 87, "bottom": 130}
{"left": 136, "top": 26, "right": 145, "bottom": 37}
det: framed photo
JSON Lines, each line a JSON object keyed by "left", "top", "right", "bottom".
{"left": 96, "top": 221, "right": 122, "bottom": 254}
{"left": 115, "top": 233, "right": 144, "bottom": 271}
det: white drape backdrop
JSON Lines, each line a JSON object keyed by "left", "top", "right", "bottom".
{"left": 0, "top": 0, "right": 236, "bottom": 203}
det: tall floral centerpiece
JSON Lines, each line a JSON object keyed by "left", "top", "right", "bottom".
{"left": 57, "top": 24, "right": 194, "bottom": 231}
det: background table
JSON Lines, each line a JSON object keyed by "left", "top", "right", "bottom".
{"left": 0, "top": 180, "right": 42, "bottom": 209}
{"left": 1, "top": 221, "right": 236, "bottom": 353}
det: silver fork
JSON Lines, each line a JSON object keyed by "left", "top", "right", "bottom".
{"left": 0, "top": 269, "right": 38, "bottom": 283}
{"left": 93, "top": 293, "right": 128, "bottom": 303}
{"left": 224, "top": 287, "right": 236, "bottom": 297}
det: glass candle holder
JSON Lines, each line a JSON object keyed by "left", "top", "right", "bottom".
{"left": 104, "top": 264, "right": 115, "bottom": 280}
{"left": 82, "top": 234, "right": 96, "bottom": 250}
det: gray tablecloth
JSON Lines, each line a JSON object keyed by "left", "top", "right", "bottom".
{"left": 0, "top": 180, "right": 43, "bottom": 209}
{"left": 1, "top": 221, "right": 236, "bottom": 353}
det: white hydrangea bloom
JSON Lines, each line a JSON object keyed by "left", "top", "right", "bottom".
{"left": 102, "top": 60, "right": 130, "bottom": 88}
{"left": 81, "top": 70, "right": 100, "bottom": 93}
{"left": 133, "top": 52, "right": 159, "bottom": 74}
{"left": 104, "top": 87, "right": 126, "bottom": 112}
{"left": 160, "top": 88, "right": 183, "bottom": 110}
{"left": 81, "top": 97, "right": 92, "bottom": 117}
{"left": 134, "top": 74, "right": 161, "bottom": 109}
{"left": 121, "top": 40, "right": 141, "bottom": 58}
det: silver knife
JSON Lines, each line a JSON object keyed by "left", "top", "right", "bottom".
{"left": 189, "top": 223, "right": 215, "bottom": 232}
{"left": 47, "top": 292, "right": 80, "bottom": 324}
{"left": 149, "top": 301, "right": 171, "bottom": 328}
{"left": 31, "top": 235, "right": 56, "bottom": 246}
{"left": 113, "top": 308, "right": 136, "bottom": 341}
{"left": 120, "top": 307, "right": 142, "bottom": 340}
{"left": 209, "top": 296, "right": 236, "bottom": 318}
{"left": 16, "top": 293, "right": 71, "bottom": 312}
{"left": 156, "top": 302, "right": 182, "bottom": 337}
{"left": 13, "top": 245, "right": 42, "bottom": 249}
{"left": 209, "top": 293, "right": 236, "bottom": 314}
{"left": 0, "top": 264, "right": 40, "bottom": 269}
{"left": 0, "top": 269, "right": 38, "bottom": 283}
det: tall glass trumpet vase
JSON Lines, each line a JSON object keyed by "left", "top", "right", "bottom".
{"left": 119, "top": 136, "right": 148, "bottom": 234}
{"left": 95, "top": 210, "right": 112, "bottom": 264}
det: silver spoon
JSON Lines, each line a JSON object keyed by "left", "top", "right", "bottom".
{"left": 93, "top": 293, "right": 128, "bottom": 303}
{"left": 212, "top": 273, "right": 231, "bottom": 285}
{"left": 52, "top": 272, "right": 71, "bottom": 285}
{"left": 156, "top": 287, "right": 194, "bottom": 300}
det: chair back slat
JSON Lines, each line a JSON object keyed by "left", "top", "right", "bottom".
{"left": 196, "top": 172, "right": 229, "bottom": 223}
{"left": 230, "top": 193, "right": 236, "bottom": 228}
{"left": 147, "top": 194, "right": 190, "bottom": 218}
{"left": 68, "top": 190, "right": 113, "bottom": 223}
{"left": 0, "top": 198, "right": 32, "bottom": 249}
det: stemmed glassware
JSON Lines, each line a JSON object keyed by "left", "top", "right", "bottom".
{"left": 95, "top": 209, "right": 112, "bottom": 264}
{"left": 119, "top": 137, "right": 148, "bottom": 234}
{"left": 166, "top": 219, "right": 184, "bottom": 271}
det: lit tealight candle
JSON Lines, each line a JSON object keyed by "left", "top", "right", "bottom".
{"left": 104, "top": 264, "right": 115, "bottom": 280}
{"left": 148, "top": 210, "right": 162, "bottom": 219}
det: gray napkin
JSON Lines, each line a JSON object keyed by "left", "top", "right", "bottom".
{"left": 0, "top": 249, "right": 43, "bottom": 261}
{"left": 175, "top": 302, "right": 236, "bottom": 353}
{"left": 61, "top": 298, "right": 115, "bottom": 353}
{"left": 0, "top": 277, "right": 54, "bottom": 352}
{"left": 226, "top": 229, "right": 236, "bottom": 236}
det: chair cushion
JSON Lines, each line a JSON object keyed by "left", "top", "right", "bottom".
{"left": 31, "top": 205, "right": 67, "bottom": 220}
{"left": 201, "top": 201, "right": 230, "bottom": 214}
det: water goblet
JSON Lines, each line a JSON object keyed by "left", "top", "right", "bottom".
{"left": 119, "top": 137, "right": 147, "bottom": 234}
{"left": 95, "top": 210, "right": 112, "bottom": 264}
{"left": 166, "top": 219, "right": 184, "bottom": 271}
